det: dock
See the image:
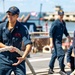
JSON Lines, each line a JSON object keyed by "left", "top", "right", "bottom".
{"left": 11, "top": 52, "right": 71, "bottom": 75}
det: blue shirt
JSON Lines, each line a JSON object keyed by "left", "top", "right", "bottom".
{"left": 72, "top": 31, "right": 75, "bottom": 57}
{"left": 49, "top": 19, "right": 69, "bottom": 44}
{"left": 0, "top": 21, "right": 32, "bottom": 59}
{"left": 67, "top": 45, "right": 73, "bottom": 62}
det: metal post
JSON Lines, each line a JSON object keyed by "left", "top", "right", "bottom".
{"left": 3, "top": 0, "right": 5, "bottom": 13}
{"left": 25, "top": 58, "right": 36, "bottom": 75}
{"left": 38, "top": 3, "right": 42, "bottom": 26}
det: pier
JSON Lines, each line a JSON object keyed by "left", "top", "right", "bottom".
{"left": 43, "top": 6, "right": 75, "bottom": 22}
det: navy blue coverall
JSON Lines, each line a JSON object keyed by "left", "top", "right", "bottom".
{"left": 70, "top": 31, "right": 75, "bottom": 71}
{"left": 67, "top": 45, "right": 74, "bottom": 71}
{"left": 49, "top": 19, "right": 69, "bottom": 71}
{"left": 0, "top": 21, "right": 32, "bottom": 75}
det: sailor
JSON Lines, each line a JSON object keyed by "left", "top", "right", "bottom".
{"left": 67, "top": 45, "right": 75, "bottom": 72}
{"left": 0, "top": 6, "right": 32, "bottom": 75}
{"left": 48, "top": 10, "right": 71, "bottom": 75}
{"left": 67, "top": 31, "right": 75, "bottom": 72}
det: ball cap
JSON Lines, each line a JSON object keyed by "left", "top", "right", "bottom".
{"left": 6, "top": 6, "right": 20, "bottom": 15}
{"left": 58, "top": 10, "right": 64, "bottom": 15}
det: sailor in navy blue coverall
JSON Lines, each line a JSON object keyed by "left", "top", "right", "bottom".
{"left": 48, "top": 10, "right": 70, "bottom": 75}
{"left": 67, "top": 45, "right": 74, "bottom": 72}
{"left": 0, "top": 6, "right": 32, "bottom": 75}
{"left": 67, "top": 31, "right": 75, "bottom": 72}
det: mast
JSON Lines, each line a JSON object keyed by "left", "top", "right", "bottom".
{"left": 3, "top": 0, "right": 5, "bottom": 13}
{"left": 38, "top": 3, "right": 42, "bottom": 25}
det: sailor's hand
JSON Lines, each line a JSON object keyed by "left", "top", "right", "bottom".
{"left": 9, "top": 46, "right": 16, "bottom": 52}
{"left": 12, "top": 57, "right": 25, "bottom": 66}
{"left": 50, "top": 43, "right": 53, "bottom": 50}
{"left": 67, "top": 62, "right": 71, "bottom": 67}
{"left": 4, "top": 46, "right": 16, "bottom": 52}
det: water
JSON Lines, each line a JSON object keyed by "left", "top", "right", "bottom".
{"left": 0, "top": 12, "right": 75, "bottom": 32}
{"left": 29, "top": 20, "right": 75, "bottom": 32}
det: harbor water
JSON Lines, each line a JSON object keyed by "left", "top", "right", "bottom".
{"left": 0, "top": 12, "right": 75, "bottom": 32}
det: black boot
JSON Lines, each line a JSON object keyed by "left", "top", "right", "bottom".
{"left": 59, "top": 70, "right": 67, "bottom": 75}
{"left": 48, "top": 68, "right": 54, "bottom": 74}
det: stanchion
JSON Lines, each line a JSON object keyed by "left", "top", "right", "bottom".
{"left": 25, "top": 58, "right": 36, "bottom": 75}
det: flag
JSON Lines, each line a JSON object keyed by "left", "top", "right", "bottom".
{"left": 30, "top": 11, "right": 38, "bottom": 17}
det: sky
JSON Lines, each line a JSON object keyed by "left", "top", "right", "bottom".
{"left": 0, "top": 0, "right": 75, "bottom": 13}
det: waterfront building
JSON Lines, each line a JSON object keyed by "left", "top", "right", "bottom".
{"left": 43, "top": 6, "right": 75, "bottom": 22}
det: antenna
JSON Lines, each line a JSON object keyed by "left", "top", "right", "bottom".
{"left": 3, "top": 0, "right": 5, "bottom": 13}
